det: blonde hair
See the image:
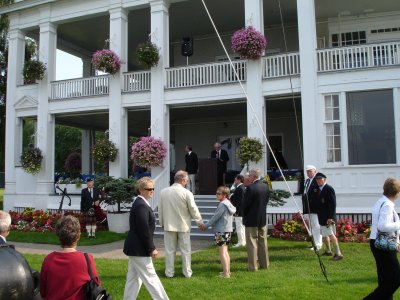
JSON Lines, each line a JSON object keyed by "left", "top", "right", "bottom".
{"left": 217, "top": 186, "right": 230, "bottom": 197}
{"left": 0, "top": 210, "right": 11, "bottom": 234}
{"left": 136, "top": 177, "right": 154, "bottom": 193}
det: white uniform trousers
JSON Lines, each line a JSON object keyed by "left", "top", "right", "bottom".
{"left": 304, "top": 213, "right": 322, "bottom": 249}
{"left": 188, "top": 174, "right": 196, "bottom": 194}
{"left": 164, "top": 231, "right": 192, "bottom": 278}
{"left": 123, "top": 256, "right": 169, "bottom": 300}
{"left": 234, "top": 216, "right": 246, "bottom": 246}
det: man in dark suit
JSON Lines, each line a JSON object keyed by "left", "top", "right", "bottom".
{"left": 242, "top": 169, "right": 270, "bottom": 271}
{"left": 230, "top": 174, "right": 246, "bottom": 248}
{"left": 0, "top": 210, "right": 11, "bottom": 245}
{"left": 302, "top": 164, "right": 322, "bottom": 250}
{"left": 210, "top": 142, "right": 229, "bottom": 187}
{"left": 314, "top": 172, "right": 343, "bottom": 260}
{"left": 81, "top": 178, "right": 101, "bottom": 238}
{"left": 185, "top": 145, "right": 198, "bottom": 194}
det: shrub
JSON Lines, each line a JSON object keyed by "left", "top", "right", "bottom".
{"left": 20, "top": 145, "right": 43, "bottom": 174}
{"left": 23, "top": 60, "right": 46, "bottom": 83}
{"left": 136, "top": 41, "right": 160, "bottom": 68}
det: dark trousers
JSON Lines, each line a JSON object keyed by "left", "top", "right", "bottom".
{"left": 364, "top": 239, "right": 400, "bottom": 300}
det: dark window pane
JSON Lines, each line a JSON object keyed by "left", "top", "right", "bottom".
{"left": 347, "top": 90, "right": 395, "bottom": 165}
{"left": 353, "top": 32, "right": 359, "bottom": 40}
{"left": 360, "top": 31, "right": 366, "bottom": 39}
{"left": 346, "top": 32, "right": 352, "bottom": 40}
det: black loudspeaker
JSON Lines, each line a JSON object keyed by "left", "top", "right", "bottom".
{"left": 181, "top": 37, "right": 193, "bottom": 57}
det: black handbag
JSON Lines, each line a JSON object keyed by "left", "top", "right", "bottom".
{"left": 84, "top": 253, "right": 112, "bottom": 300}
{"left": 374, "top": 203, "right": 398, "bottom": 252}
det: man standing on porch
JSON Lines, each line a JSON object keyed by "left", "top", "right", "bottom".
{"left": 302, "top": 165, "right": 322, "bottom": 250}
{"left": 158, "top": 170, "right": 204, "bottom": 278}
{"left": 211, "top": 142, "right": 229, "bottom": 187}
{"left": 184, "top": 145, "right": 198, "bottom": 194}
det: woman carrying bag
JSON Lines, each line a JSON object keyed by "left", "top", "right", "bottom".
{"left": 364, "top": 177, "right": 400, "bottom": 300}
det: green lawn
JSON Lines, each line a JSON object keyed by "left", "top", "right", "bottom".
{"left": 24, "top": 239, "right": 400, "bottom": 300}
{"left": 0, "top": 188, "right": 4, "bottom": 210}
{"left": 8, "top": 231, "right": 126, "bottom": 246}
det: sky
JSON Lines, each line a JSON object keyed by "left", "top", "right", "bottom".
{"left": 56, "top": 50, "right": 82, "bottom": 80}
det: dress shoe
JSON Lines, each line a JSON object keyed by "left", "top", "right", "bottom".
{"left": 322, "top": 251, "right": 333, "bottom": 256}
{"left": 333, "top": 254, "right": 343, "bottom": 261}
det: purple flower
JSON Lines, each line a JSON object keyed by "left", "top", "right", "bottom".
{"left": 131, "top": 136, "right": 167, "bottom": 168}
{"left": 92, "top": 49, "right": 122, "bottom": 75}
{"left": 231, "top": 26, "right": 267, "bottom": 60}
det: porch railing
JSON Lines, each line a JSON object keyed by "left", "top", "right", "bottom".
{"left": 166, "top": 60, "right": 247, "bottom": 89}
{"left": 50, "top": 75, "right": 109, "bottom": 100}
{"left": 317, "top": 41, "right": 400, "bottom": 72}
{"left": 262, "top": 52, "right": 300, "bottom": 78}
{"left": 123, "top": 71, "right": 151, "bottom": 92}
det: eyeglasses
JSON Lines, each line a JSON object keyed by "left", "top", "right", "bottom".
{"left": 144, "top": 188, "right": 155, "bottom": 191}
{"left": 216, "top": 192, "right": 222, "bottom": 195}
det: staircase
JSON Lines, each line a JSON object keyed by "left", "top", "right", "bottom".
{"left": 154, "top": 195, "right": 217, "bottom": 238}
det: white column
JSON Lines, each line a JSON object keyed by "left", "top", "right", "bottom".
{"left": 35, "top": 21, "right": 57, "bottom": 208}
{"left": 108, "top": 7, "right": 128, "bottom": 178}
{"left": 297, "top": 0, "right": 318, "bottom": 167}
{"left": 4, "top": 29, "right": 25, "bottom": 210}
{"left": 150, "top": 0, "right": 170, "bottom": 208}
{"left": 245, "top": 0, "right": 266, "bottom": 175}
{"left": 82, "top": 57, "right": 93, "bottom": 78}
{"left": 81, "top": 129, "right": 91, "bottom": 174}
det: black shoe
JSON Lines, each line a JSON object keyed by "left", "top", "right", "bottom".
{"left": 322, "top": 251, "right": 333, "bottom": 256}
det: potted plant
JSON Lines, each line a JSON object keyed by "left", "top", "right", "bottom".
{"left": 91, "top": 49, "right": 122, "bottom": 75}
{"left": 131, "top": 136, "right": 167, "bottom": 168}
{"left": 95, "top": 175, "right": 136, "bottom": 233}
{"left": 231, "top": 26, "right": 267, "bottom": 60}
{"left": 92, "top": 136, "right": 118, "bottom": 172}
{"left": 20, "top": 144, "right": 43, "bottom": 174}
{"left": 136, "top": 41, "right": 160, "bottom": 68}
{"left": 55, "top": 177, "right": 83, "bottom": 195}
{"left": 23, "top": 59, "right": 46, "bottom": 83}
{"left": 237, "top": 137, "right": 263, "bottom": 170}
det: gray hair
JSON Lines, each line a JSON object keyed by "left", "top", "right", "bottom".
{"left": 0, "top": 211, "right": 11, "bottom": 234}
{"left": 248, "top": 169, "right": 261, "bottom": 179}
{"left": 174, "top": 170, "right": 189, "bottom": 183}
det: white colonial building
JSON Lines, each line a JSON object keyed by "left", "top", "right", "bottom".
{"left": 2, "top": 0, "right": 400, "bottom": 215}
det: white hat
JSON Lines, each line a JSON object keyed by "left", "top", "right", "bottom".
{"left": 305, "top": 165, "right": 316, "bottom": 171}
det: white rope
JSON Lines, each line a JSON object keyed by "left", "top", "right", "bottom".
{"left": 200, "top": 0, "right": 310, "bottom": 234}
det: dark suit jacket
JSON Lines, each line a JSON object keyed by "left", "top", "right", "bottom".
{"left": 230, "top": 184, "right": 245, "bottom": 217}
{"left": 315, "top": 184, "right": 336, "bottom": 226}
{"left": 242, "top": 180, "right": 270, "bottom": 227}
{"left": 210, "top": 149, "right": 229, "bottom": 172}
{"left": 0, "top": 236, "right": 6, "bottom": 245}
{"left": 80, "top": 187, "right": 101, "bottom": 212}
{"left": 302, "top": 177, "right": 318, "bottom": 214}
{"left": 185, "top": 151, "right": 198, "bottom": 174}
{"left": 123, "top": 196, "right": 156, "bottom": 257}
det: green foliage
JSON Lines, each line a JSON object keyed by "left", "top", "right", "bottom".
{"left": 23, "top": 59, "right": 46, "bottom": 83}
{"left": 20, "top": 145, "right": 43, "bottom": 174}
{"left": 269, "top": 189, "right": 290, "bottom": 207}
{"left": 54, "top": 125, "right": 82, "bottom": 173}
{"left": 96, "top": 175, "right": 136, "bottom": 213}
{"left": 136, "top": 41, "right": 160, "bottom": 68}
{"left": 237, "top": 137, "right": 263, "bottom": 166}
{"left": 92, "top": 135, "right": 118, "bottom": 172}
{"left": 24, "top": 240, "right": 400, "bottom": 299}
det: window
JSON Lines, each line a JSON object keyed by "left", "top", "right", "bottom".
{"left": 324, "top": 95, "right": 341, "bottom": 163}
{"left": 347, "top": 90, "right": 395, "bottom": 165}
{"left": 332, "top": 31, "right": 366, "bottom": 47}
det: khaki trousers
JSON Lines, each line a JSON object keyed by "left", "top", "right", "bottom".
{"left": 245, "top": 226, "right": 269, "bottom": 271}
{"left": 164, "top": 231, "right": 192, "bottom": 278}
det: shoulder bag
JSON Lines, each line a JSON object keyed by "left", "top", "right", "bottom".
{"left": 374, "top": 203, "right": 398, "bottom": 252}
{"left": 84, "top": 253, "right": 112, "bottom": 300}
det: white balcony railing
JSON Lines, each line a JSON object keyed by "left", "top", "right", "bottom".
{"left": 123, "top": 71, "right": 151, "bottom": 92}
{"left": 262, "top": 52, "right": 300, "bottom": 78}
{"left": 317, "top": 41, "right": 400, "bottom": 72}
{"left": 50, "top": 75, "right": 109, "bottom": 100}
{"left": 166, "top": 60, "right": 247, "bottom": 89}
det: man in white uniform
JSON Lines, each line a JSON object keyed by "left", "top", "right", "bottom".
{"left": 159, "top": 170, "right": 204, "bottom": 278}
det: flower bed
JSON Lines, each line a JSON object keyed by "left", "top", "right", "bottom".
{"left": 270, "top": 213, "right": 371, "bottom": 243}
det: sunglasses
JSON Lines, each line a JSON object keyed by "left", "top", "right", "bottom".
{"left": 216, "top": 192, "right": 222, "bottom": 195}
{"left": 144, "top": 188, "right": 155, "bottom": 191}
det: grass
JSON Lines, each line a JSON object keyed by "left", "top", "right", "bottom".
{"left": 8, "top": 231, "right": 126, "bottom": 246}
{"left": 0, "top": 188, "right": 3, "bottom": 210}
{"left": 23, "top": 239, "right": 400, "bottom": 300}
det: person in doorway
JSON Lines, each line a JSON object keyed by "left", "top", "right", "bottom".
{"left": 230, "top": 174, "right": 246, "bottom": 248}
{"left": 184, "top": 145, "right": 198, "bottom": 194}
{"left": 202, "top": 186, "right": 236, "bottom": 278}
{"left": 158, "top": 170, "right": 204, "bottom": 278}
{"left": 302, "top": 165, "right": 322, "bottom": 251}
{"left": 313, "top": 172, "right": 343, "bottom": 260}
{"left": 81, "top": 178, "right": 101, "bottom": 238}
{"left": 210, "top": 142, "right": 229, "bottom": 187}
{"left": 242, "top": 169, "right": 270, "bottom": 271}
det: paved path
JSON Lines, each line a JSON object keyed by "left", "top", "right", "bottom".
{"left": 11, "top": 237, "right": 213, "bottom": 259}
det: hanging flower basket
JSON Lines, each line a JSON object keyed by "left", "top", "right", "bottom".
{"left": 136, "top": 41, "right": 160, "bottom": 68}
{"left": 23, "top": 60, "right": 46, "bottom": 83}
{"left": 131, "top": 136, "right": 167, "bottom": 168}
{"left": 237, "top": 137, "right": 263, "bottom": 167}
{"left": 91, "top": 49, "right": 122, "bottom": 75}
{"left": 231, "top": 26, "right": 267, "bottom": 60}
{"left": 20, "top": 144, "right": 43, "bottom": 174}
{"left": 92, "top": 138, "right": 118, "bottom": 166}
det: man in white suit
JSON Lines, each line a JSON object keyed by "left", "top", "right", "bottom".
{"left": 159, "top": 170, "right": 204, "bottom": 278}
